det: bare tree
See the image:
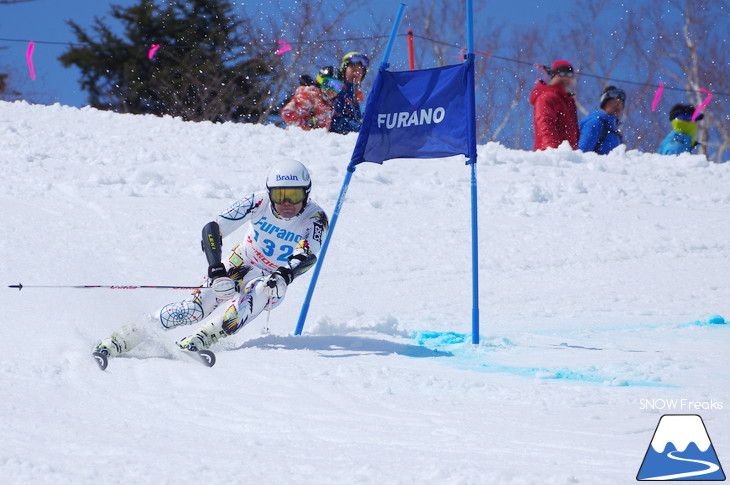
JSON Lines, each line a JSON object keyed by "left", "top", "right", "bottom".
{"left": 259, "top": 0, "right": 728, "bottom": 159}
{"left": 406, "top": 2, "right": 467, "bottom": 69}
{"left": 627, "top": 0, "right": 729, "bottom": 161}
{"left": 404, "top": 0, "right": 506, "bottom": 142}
{"left": 244, "top": 0, "right": 387, "bottom": 123}
{"left": 549, "top": 0, "right": 645, "bottom": 150}
{"left": 489, "top": 27, "right": 548, "bottom": 149}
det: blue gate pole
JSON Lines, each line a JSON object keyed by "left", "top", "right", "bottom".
{"left": 466, "top": 0, "right": 480, "bottom": 345}
{"left": 295, "top": 4, "right": 406, "bottom": 336}
{"left": 469, "top": 159, "right": 479, "bottom": 345}
{"left": 295, "top": 167, "right": 355, "bottom": 335}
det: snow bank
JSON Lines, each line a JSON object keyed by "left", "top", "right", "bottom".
{"left": 1, "top": 101, "right": 728, "bottom": 484}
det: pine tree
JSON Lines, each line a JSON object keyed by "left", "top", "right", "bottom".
{"left": 59, "top": 0, "right": 277, "bottom": 122}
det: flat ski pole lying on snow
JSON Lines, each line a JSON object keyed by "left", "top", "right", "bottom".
{"left": 8, "top": 282, "right": 208, "bottom": 291}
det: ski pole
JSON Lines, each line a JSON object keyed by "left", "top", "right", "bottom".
{"left": 264, "top": 285, "right": 272, "bottom": 334}
{"left": 8, "top": 282, "right": 208, "bottom": 291}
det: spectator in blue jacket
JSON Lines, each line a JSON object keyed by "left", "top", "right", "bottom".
{"left": 329, "top": 52, "right": 369, "bottom": 135}
{"left": 578, "top": 86, "right": 625, "bottom": 154}
{"left": 658, "top": 104, "right": 704, "bottom": 155}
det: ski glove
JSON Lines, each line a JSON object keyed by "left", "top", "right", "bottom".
{"left": 265, "top": 266, "right": 293, "bottom": 299}
{"left": 264, "top": 272, "right": 287, "bottom": 299}
{"left": 208, "top": 263, "right": 237, "bottom": 301}
{"left": 212, "top": 276, "right": 237, "bottom": 301}
{"left": 269, "top": 266, "right": 293, "bottom": 285}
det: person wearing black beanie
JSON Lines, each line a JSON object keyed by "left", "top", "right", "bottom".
{"left": 578, "top": 86, "right": 626, "bottom": 154}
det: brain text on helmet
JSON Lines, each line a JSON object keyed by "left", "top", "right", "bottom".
{"left": 276, "top": 174, "right": 299, "bottom": 181}
{"left": 377, "top": 107, "right": 446, "bottom": 129}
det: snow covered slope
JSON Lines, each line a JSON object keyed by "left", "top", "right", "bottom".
{"left": 1, "top": 100, "right": 728, "bottom": 484}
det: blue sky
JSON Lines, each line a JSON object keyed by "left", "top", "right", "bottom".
{"left": 0, "top": 0, "right": 556, "bottom": 107}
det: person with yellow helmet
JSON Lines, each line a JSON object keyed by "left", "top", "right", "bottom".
{"left": 329, "top": 52, "right": 369, "bottom": 135}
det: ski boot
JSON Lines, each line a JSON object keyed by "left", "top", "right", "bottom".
{"left": 92, "top": 325, "right": 143, "bottom": 370}
{"left": 177, "top": 320, "right": 227, "bottom": 352}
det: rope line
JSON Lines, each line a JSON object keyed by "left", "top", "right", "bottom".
{"left": 1, "top": 34, "right": 727, "bottom": 97}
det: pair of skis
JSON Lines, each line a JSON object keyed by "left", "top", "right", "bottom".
{"left": 7, "top": 283, "right": 220, "bottom": 370}
{"left": 92, "top": 349, "right": 216, "bottom": 370}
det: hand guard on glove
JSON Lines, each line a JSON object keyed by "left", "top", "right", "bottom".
{"left": 208, "top": 263, "right": 237, "bottom": 301}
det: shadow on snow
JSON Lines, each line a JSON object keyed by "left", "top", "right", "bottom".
{"left": 236, "top": 334, "right": 454, "bottom": 358}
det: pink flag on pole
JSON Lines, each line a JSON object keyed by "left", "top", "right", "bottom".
{"left": 651, "top": 81, "right": 664, "bottom": 112}
{"left": 275, "top": 41, "right": 291, "bottom": 55}
{"left": 148, "top": 44, "right": 161, "bottom": 60}
{"left": 692, "top": 88, "right": 712, "bottom": 121}
{"left": 26, "top": 41, "right": 36, "bottom": 80}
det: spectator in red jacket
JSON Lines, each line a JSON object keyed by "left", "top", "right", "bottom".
{"left": 529, "top": 60, "right": 579, "bottom": 151}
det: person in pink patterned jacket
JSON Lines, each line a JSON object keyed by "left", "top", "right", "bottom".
{"left": 281, "top": 66, "right": 341, "bottom": 131}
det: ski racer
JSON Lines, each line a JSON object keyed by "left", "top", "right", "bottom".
{"left": 281, "top": 66, "right": 341, "bottom": 131}
{"left": 578, "top": 86, "right": 626, "bottom": 155}
{"left": 93, "top": 160, "right": 329, "bottom": 360}
{"left": 329, "top": 52, "right": 369, "bottom": 135}
{"left": 658, "top": 103, "right": 705, "bottom": 155}
{"left": 529, "top": 60, "right": 579, "bottom": 151}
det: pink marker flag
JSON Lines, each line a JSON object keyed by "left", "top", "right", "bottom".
{"left": 692, "top": 88, "right": 712, "bottom": 121}
{"left": 275, "top": 40, "right": 291, "bottom": 55}
{"left": 651, "top": 81, "right": 664, "bottom": 112}
{"left": 148, "top": 44, "right": 161, "bottom": 60}
{"left": 26, "top": 41, "right": 36, "bottom": 80}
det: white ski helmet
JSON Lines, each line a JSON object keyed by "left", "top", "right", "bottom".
{"left": 265, "top": 160, "right": 312, "bottom": 208}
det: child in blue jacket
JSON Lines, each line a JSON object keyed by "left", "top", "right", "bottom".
{"left": 658, "top": 104, "right": 704, "bottom": 155}
{"left": 578, "top": 86, "right": 625, "bottom": 154}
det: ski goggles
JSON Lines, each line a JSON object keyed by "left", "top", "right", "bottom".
{"left": 269, "top": 187, "right": 307, "bottom": 205}
{"left": 318, "top": 76, "right": 344, "bottom": 92}
{"left": 601, "top": 88, "right": 626, "bottom": 104}
{"left": 673, "top": 112, "right": 695, "bottom": 121}
{"left": 343, "top": 53, "right": 370, "bottom": 68}
{"left": 553, "top": 70, "right": 574, "bottom": 78}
